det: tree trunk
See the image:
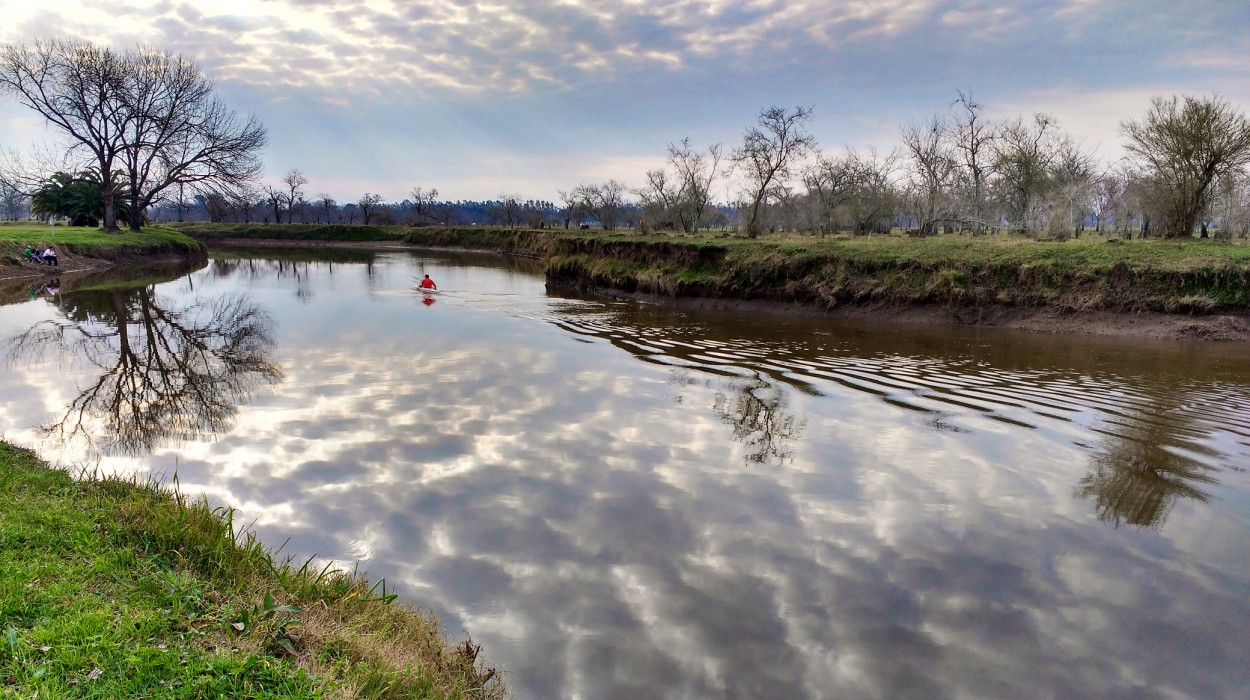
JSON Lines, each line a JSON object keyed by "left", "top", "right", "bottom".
{"left": 101, "top": 169, "right": 119, "bottom": 232}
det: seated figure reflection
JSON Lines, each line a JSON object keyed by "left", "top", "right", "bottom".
{"left": 8, "top": 286, "right": 282, "bottom": 456}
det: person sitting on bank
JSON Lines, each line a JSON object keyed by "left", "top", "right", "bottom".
{"left": 23, "top": 246, "right": 42, "bottom": 263}
{"left": 42, "top": 246, "right": 57, "bottom": 266}
{"left": 419, "top": 274, "right": 437, "bottom": 290}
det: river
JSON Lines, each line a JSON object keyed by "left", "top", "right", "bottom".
{"left": 2, "top": 247, "right": 1248, "bottom": 699}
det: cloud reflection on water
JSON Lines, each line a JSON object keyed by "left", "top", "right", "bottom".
{"left": 1, "top": 251, "right": 1248, "bottom": 699}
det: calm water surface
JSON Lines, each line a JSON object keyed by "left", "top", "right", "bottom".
{"left": 2, "top": 248, "right": 1249, "bottom": 699}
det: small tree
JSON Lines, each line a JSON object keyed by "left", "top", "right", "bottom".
{"left": 571, "top": 181, "right": 627, "bottom": 230}
{"left": 1121, "top": 95, "right": 1250, "bottom": 238}
{"left": 948, "top": 90, "right": 996, "bottom": 233}
{"left": 667, "top": 138, "right": 724, "bottom": 231}
{"left": 901, "top": 114, "right": 956, "bottom": 235}
{"left": 498, "top": 194, "right": 522, "bottom": 228}
{"left": 357, "top": 193, "right": 383, "bottom": 225}
{"left": 282, "top": 170, "right": 308, "bottom": 222}
{"left": 409, "top": 186, "right": 439, "bottom": 223}
{"left": 991, "top": 113, "right": 1063, "bottom": 234}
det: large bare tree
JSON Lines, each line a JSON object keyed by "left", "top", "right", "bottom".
{"left": 1121, "top": 95, "right": 1250, "bottom": 238}
{"left": 732, "top": 106, "right": 816, "bottom": 237}
{"left": 0, "top": 39, "right": 129, "bottom": 230}
{"left": 0, "top": 39, "right": 266, "bottom": 231}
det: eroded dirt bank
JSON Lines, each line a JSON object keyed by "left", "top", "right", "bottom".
{"left": 564, "top": 285, "right": 1250, "bottom": 341}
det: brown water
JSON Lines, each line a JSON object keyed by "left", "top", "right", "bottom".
{"left": 2, "top": 248, "right": 1248, "bottom": 699}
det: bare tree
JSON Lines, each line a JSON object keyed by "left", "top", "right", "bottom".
{"left": 732, "top": 106, "right": 816, "bottom": 237}
{"left": 1121, "top": 95, "right": 1250, "bottom": 238}
{"left": 1211, "top": 170, "right": 1250, "bottom": 239}
{"left": 0, "top": 179, "right": 27, "bottom": 220}
{"left": 117, "top": 46, "right": 266, "bottom": 231}
{"left": 1045, "top": 138, "right": 1097, "bottom": 239}
{"left": 572, "top": 181, "right": 627, "bottom": 230}
{"left": 636, "top": 168, "right": 679, "bottom": 231}
{"left": 992, "top": 113, "right": 1063, "bottom": 234}
{"left": 409, "top": 186, "right": 438, "bottom": 223}
{"left": 1117, "top": 165, "right": 1156, "bottom": 238}
{"left": 282, "top": 169, "right": 308, "bottom": 222}
{"left": 901, "top": 114, "right": 957, "bottom": 235}
{"left": 1089, "top": 169, "right": 1124, "bottom": 235}
{"left": 845, "top": 148, "right": 901, "bottom": 235}
{"left": 667, "top": 137, "right": 724, "bottom": 231}
{"left": 805, "top": 150, "right": 861, "bottom": 235}
{"left": 0, "top": 39, "right": 266, "bottom": 232}
{"left": 557, "top": 188, "right": 581, "bottom": 229}
{"left": 0, "top": 39, "right": 129, "bottom": 230}
{"left": 314, "top": 193, "right": 337, "bottom": 224}
{"left": 357, "top": 193, "right": 383, "bottom": 225}
{"left": 235, "top": 184, "right": 261, "bottom": 223}
{"left": 499, "top": 193, "right": 522, "bottom": 228}
{"left": 948, "top": 90, "right": 996, "bottom": 232}
{"left": 203, "top": 189, "right": 230, "bottom": 222}
{"left": 263, "top": 185, "right": 284, "bottom": 223}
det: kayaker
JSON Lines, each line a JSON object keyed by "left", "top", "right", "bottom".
{"left": 419, "top": 274, "right": 437, "bottom": 291}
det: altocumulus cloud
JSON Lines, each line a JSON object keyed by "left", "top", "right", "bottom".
{"left": 1, "top": 0, "right": 1248, "bottom": 201}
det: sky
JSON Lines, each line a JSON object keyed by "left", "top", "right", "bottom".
{"left": 0, "top": 0, "right": 1248, "bottom": 204}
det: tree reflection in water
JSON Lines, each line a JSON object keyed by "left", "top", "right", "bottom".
{"left": 1075, "top": 426, "right": 1218, "bottom": 529}
{"left": 711, "top": 375, "right": 807, "bottom": 465}
{"left": 7, "top": 286, "right": 282, "bottom": 456}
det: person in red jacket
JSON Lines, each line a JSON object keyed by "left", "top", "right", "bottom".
{"left": 418, "top": 274, "right": 437, "bottom": 290}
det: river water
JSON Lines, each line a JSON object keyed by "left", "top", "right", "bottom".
{"left": 2, "top": 248, "right": 1248, "bottom": 699}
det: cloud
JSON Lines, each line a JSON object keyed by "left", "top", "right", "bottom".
{"left": 2, "top": 1, "right": 1249, "bottom": 204}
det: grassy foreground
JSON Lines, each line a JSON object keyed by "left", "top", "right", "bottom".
{"left": 0, "top": 442, "right": 503, "bottom": 699}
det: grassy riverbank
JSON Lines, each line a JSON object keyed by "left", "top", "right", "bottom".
{"left": 540, "top": 232, "right": 1250, "bottom": 314}
{"left": 0, "top": 223, "right": 206, "bottom": 282}
{"left": 0, "top": 222, "right": 204, "bottom": 256}
{"left": 0, "top": 442, "right": 503, "bottom": 698}
{"left": 166, "top": 222, "right": 1250, "bottom": 323}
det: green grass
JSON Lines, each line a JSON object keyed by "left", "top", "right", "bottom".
{"left": 0, "top": 442, "right": 504, "bottom": 699}
{"left": 0, "top": 222, "right": 201, "bottom": 251}
{"left": 533, "top": 230, "right": 1250, "bottom": 313}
